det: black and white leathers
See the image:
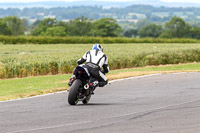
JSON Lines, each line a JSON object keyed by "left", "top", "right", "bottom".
{"left": 77, "top": 49, "right": 109, "bottom": 85}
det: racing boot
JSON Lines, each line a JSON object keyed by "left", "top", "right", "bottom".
{"left": 98, "top": 80, "right": 108, "bottom": 87}
{"left": 68, "top": 75, "right": 76, "bottom": 86}
{"left": 89, "top": 80, "right": 99, "bottom": 94}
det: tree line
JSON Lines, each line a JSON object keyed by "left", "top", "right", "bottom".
{"left": 31, "top": 16, "right": 122, "bottom": 37}
{"left": 0, "top": 16, "right": 122, "bottom": 37}
{"left": 136, "top": 16, "right": 200, "bottom": 39}
{"left": 1, "top": 16, "right": 200, "bottom": 39}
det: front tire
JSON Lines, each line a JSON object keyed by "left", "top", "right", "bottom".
{"left": 68, "top": 79, "right": 82, "bottom": 105}
{"left": 82, "top": 95, "right": 91, "bottom": 104}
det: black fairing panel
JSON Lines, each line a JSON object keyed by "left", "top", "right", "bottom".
{"left": 74, "top": 66, "right": 89, "bottom": 82}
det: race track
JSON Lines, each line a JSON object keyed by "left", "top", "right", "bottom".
{"left": 0, "top": 72, "right": 200, "bottom": 133}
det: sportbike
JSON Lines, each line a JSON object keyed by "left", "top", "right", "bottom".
{"left": 68, "top": 65, "right": 99, "bottom": 105}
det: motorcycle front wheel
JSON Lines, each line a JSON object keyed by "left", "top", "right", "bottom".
{"left": 68, "top": 79, "right": 82, "bottom": 105}
{"left": 82, "top": 95, "right": 91, "bottom": 104}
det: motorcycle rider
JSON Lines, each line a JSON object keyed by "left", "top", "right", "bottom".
{"left": 68, "top": 44, "right": 109, "bottom": 88}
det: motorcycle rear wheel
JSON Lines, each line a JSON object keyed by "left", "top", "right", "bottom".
{"left": 68, "top": 79, "right": 82, "bottom": 105}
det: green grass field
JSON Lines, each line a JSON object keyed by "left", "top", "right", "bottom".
{"left": 0, "top": 62, "right": 200, "bottom": 101}
{"left": 1, "top": 43, "right": 200, "bottom": 79}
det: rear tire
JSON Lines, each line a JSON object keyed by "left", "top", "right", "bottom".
{"left": 68, "top": 79, "right": 82, "bottom": 105}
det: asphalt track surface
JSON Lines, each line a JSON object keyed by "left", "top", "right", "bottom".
{"left": 1, "top": 72, "right": 200, "bottom": 133}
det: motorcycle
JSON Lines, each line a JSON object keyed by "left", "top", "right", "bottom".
{"left": 68, "top": 65, "right": 98, "bottom": 105}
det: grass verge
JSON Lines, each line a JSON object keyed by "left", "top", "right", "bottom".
{"left": 0, "top": 62, "right": 200, "bottom": 101}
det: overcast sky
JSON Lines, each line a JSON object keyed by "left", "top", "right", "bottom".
{"left": 0, "top": 0, "right": 200, "bottom": 3}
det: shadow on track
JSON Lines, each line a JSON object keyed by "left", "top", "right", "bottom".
{"left": 70, "top": 103, "right": 119, "bottom": 106}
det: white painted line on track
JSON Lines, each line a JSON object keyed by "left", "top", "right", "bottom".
{"left": 8, "top": 98, "right": 200, "bottom": 133}
{"left": 172, "top": 72, "right": 187, "bottom": 75}
{"left": 0, "top": 72, "right": 189, "bottom": 103}
{"left": 8, "top": 121, "right": 91, "bottom": 133}
{"left": 0, "top": 90, "right": 68, "bottom": 103}
{"left": 108, "top": 73, "right": 162, "bottom": 84}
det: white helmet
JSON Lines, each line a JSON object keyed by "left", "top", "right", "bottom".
{"left": 92, "top": 44, "right": 103, "bottom": 52}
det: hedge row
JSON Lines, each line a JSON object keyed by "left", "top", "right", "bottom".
{"left": 0, "top": 36, "right": 200, "bottom": 44}
{"left": 1, "top": 49, "right": 200, "bottom": 79}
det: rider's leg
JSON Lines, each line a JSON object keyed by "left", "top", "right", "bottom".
{"left": 68, "top": 75, "right": 76, "bottom": 86}
{"left": 84, "top": 65, "right": 108, "bottom": 87}
{"left": 89, "top": 69, "right": 108, "bottom": 87}
{"left": 97, "top": 71, "right": 108, "bottom": 87}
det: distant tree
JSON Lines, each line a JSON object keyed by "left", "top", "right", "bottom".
{"left": 135, "top": 19, "right": 152, "bottom": 30}
{"left": 31, "top": 18, "right": 57, "bottom": 36}
{"left": 124, "top": 29, "right": 138, "bottom": 37}
{"left": 92, "top": 18, "right": 122, "bottom": 37}
{"left": 0, "top": 20, "right": 12, "bottom": 35}
{"left": 41, "top": 26, "right": 67, "bottom": 36}
{"left": 189, "top": 22, "right": 200, "bottom": 28}
{"left": 160, "top": 16, "right": 191, "bottom": 38}
{"left": 31, "top": 26, "right": 47, "bottom": 36}
{"left": 189, "top": 27, "right": 200, "bottom": 39}
{"left": 57, "top": 21, "right": 66, "bottom": 27}
{"left": 38, "top": 18, "right": 57, "bottom": 27}
{"left": 31, "top": 20, "right": 41, "bottom": 28}
{"left": 21, "top": 19, "right": 28, "bottom": 29}
{"left": 66, "top": 16, "right": 93, "bottom": 36}
{"left": 3, "top": 16, "right": 26, "bottom": 36}
{"left": 138, "top": 24, "right": 162, "bottom": 38}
